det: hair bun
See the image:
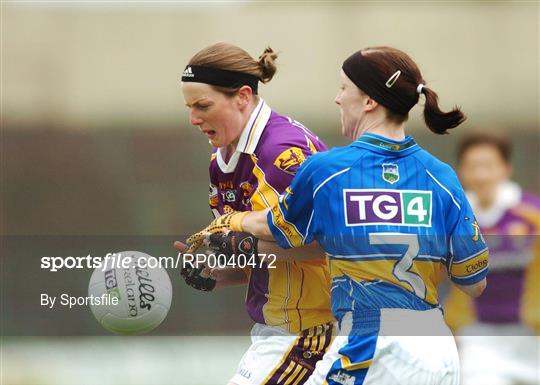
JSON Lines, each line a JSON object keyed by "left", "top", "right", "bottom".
{"left": 258, "top": 47, "right": 278, "bottom": 83}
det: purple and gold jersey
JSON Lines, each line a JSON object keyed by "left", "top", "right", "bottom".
{"left": 208, "top": 99, "right": 332, "bottom": 333}
{"left": 445, "top": 182, "right": 540, "bottom": 331}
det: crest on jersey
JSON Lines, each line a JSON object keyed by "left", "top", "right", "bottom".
{"left": 239, "top": 181, "right": 254, "bottom": 198}
{"left": 382, "top": 163, "right": 399, "bottom": 184}
{"left": 274, "top": 147, "right": 306, "bottom": 175}
{"left": 239, "top": 181, "right": 254, "bottom": 206}
{"left": 208, "top": 184, "right": 218, "bottom": 207}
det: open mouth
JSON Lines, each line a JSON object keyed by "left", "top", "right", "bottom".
{"left": 203, "top": 130, "right": 216, "bottom": 138}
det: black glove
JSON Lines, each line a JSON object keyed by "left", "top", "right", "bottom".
{"left": 180, "top": 264, "right": 216, "bottom": 292}
{"left": 207, "top": 231, "right": 258, "bottom": 257}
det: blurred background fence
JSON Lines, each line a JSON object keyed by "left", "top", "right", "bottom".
{"left": 2, "top": 1, "right": 538, "bottom": 237}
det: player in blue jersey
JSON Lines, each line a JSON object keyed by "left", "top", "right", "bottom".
{"left": 194, "top": 46, "right": 489, "bottom": 385}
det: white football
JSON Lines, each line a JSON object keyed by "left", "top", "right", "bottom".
{"left": 88, "top": 251, "right": 172, "bottom": 335}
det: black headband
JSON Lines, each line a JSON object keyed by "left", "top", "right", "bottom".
{"left": 181, "top": 65, "right": 259, "bottom": 94}
{"left": 342, "top": 51, "right": 419, "bottom": 115}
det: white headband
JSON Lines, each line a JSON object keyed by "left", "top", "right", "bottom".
{"left": 416, "top": 84, "right": 425, "bottom": 95}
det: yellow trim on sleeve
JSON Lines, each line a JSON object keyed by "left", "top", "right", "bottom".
{"left": 283, "top": 186, "right": 293, "bottom": 211}
{"left": 249, "top": 154, "right": 280, "bottom": 210}
{"left": 249, "top": 154, "right": 304, "bottom": 247}
{"left": 270, "top": 203, "right": 304, "bottom": 247}
{"left": 306, "top": 137, "right": 318, "bottom": 154}
{"left": 450, "top": 249, "right": 489, "bottom": 279}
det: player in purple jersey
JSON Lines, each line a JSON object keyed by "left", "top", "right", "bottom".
{"left": 175, "top": 42, "right": 334, "bottom": 385}
{"left": 445, "top": 132, "right": 539, "bottom": 385}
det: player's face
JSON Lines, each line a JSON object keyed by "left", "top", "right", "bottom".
{"left": 335, "top": 70, "right": 368, "bottom": 140}
{"left": 182, "top": 82, "right": 245, "bottom": 148}
{"left": 459, "top": 144, "right": 511, "bottom": 200}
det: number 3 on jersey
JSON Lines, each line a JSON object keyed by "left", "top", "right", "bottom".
{"left": 369, "top": 233, "right": 427, "bottom": 300}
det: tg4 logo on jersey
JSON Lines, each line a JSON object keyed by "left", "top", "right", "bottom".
{"left": 344, "top": 189, "right": 432, "bottom": 227}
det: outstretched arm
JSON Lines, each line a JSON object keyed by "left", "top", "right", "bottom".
{"left": 205, "top": 229, "right": 326, "bottom": 262}
{"left": 241, "top": 209, "right": 273, "bottom": 240}
{"left": 257, "top": 239, "right": 326, "bottom": 261}
{"left": 241, "top": 208, "right": 327, "bottom": 260}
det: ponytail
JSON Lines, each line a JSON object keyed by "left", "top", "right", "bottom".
{"left": 422, "top": 87, "right": 466, "bottom": 135}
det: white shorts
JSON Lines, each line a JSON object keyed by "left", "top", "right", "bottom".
{"left": 305, "top": 308, "right": 459, "bottom": 385}
{"left": 457, "top": 323, "right": 540, "bottom": 385}
{"left": 230, "top": 322, "right": 334, "bottom": 385}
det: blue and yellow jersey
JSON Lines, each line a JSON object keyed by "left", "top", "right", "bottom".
{"left": 267, "top": 133, "right": 489, "bottom": 324}
{"left": 208, "top": 99, "right": 332, "bottom": 333}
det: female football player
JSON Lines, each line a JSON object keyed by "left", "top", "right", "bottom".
{"left": 445, "top": 132, "right": 539, "bottom": 385}
{"left": 177, "top": 42, "right": 334, "bottom": 385}
{"left": 194, "top": 46, "right": 489, "bottom": 385}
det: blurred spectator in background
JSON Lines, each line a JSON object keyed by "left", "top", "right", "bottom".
{"left": 444, "top": 131, "right": 540, "bottom": 385}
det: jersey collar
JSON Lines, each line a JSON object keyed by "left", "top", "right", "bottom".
{"left": 236, "top": 98, "right": 272, "bottom": 154}
{"left": 351, "top": 133, "right": 419, "bottom": 155}
{"left": 216, "top": 98, "right": 272, "bottom": 173}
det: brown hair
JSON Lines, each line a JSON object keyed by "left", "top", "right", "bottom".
{"left": 457, "top": 131, "right": 511, "bottom": 163}
{"left": 188, "top": 42, "right": 278, "bottom": 95}
{"left": 361, "top": 46, "right": 466, "bottom": 135}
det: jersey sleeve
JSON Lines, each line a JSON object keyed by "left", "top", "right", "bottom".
{"left": 250, "top": 133, "right": 322, "bottom": 211}
{"left": 258, "top": 139, "right": 321, "bottom": 191}
{"left": 447, "top": 189, "right": 489, "bottom": 285}
{"left": 267, "top": 154, "right": 321, "bottom": 249}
